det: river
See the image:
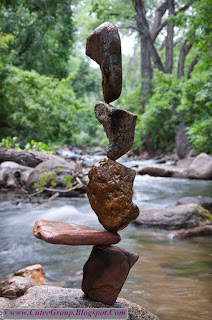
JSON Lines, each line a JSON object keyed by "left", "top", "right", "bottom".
{"left": 0, "top": 158, "right": 212, "bottom": 320}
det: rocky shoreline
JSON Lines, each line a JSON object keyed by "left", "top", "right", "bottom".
{"left": 0, "top": 286, "right": 159, "bottom": 320}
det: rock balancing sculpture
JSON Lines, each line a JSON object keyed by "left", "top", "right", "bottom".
{"left": 33, "top": 22, "right": 140, "bottom": 305}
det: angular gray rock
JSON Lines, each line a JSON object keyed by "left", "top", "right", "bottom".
{"left": 188, "top": 153, "right": 212, "bottom": 179}
{"left": 0, "top": 286, "right": 159, "bottom": 320}
{"left": 86, "top": 22, "right": 122, "bottom": 103}
{"left": 133, "top": 204, "right": 212, "bottom": 230}
{"left": 95, "top": 101, "right": 137, "bottom": 160}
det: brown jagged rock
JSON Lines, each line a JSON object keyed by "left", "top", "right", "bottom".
{"left": 86, "top": 22, "right": 122, "bottom": 103}
{"left": 81, "top": 245, "right": 139, "bottom": 305}
{"left": 87, "top": 158, "right": 139, "bottom": 232}
{"left": 95, "top": 101, "right": 137, "bottom": 160}
{"left": 14, "top": 264, "right": 45, "bottom": 284}
{"left": 33, "top": 220, "right": 121, "bottom": 246}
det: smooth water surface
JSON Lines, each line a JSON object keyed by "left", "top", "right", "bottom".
{"left": 0, "top": 168, "right": 212, "bottom": 320}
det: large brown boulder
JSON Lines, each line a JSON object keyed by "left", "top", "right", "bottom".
{"left": 87, "top": 158, "right": 139, "bottom": 232}
{"left": 187, "top": 153, "right": 212, "bottom": 179}
{"left": 86, "top": 22, "right": 122, "bottom": 103}
{"left": 95, "top": 101, "right": 137, "bottom": 160}
{"left": 82, "top": 246, "right": 139, "bottom": 305}
{"left": 133, "top": 204, "right": 212, "bottom": 230}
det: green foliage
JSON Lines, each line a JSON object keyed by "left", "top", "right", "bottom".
{"left": 34, "top": 171, "right": 56, "bottom": 191}
{"left": 0, "top": 66, "right": 82, "bottom": 145}
{"left": 0, "top": 0, "right": 74, "bottom": 78}
{"left": 0, "top": 136, "right": 56, "bottom": 153}
{"left": 0, "top": 136, "right": 21, "bottom": 149}
{"left": 24, "top": 140, "right": 55, "bottom": 154}
{"left": 63, "top": 175, "right": 74, "bottom": 189}
{"left": 134, "top": 68, "right": 212, "bottom": 153}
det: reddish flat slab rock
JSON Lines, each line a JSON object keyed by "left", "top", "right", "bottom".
{"left": 86, "top": 22, "right": 122, "bottom": 104}
{"left": 82, "top": 245, "right": 139, "bottom": 305}
{"left": 33, "top": 220, "right": 121, "bottom": 246}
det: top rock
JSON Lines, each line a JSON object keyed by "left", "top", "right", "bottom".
{"left": 86, "top": 22, "right": 122, "bottom": 103}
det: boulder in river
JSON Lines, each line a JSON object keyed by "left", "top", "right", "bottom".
{"left": 176, "top": 196, "right": 212, "bottom": 213}
{"left": 133, "top": 204, "right": 212, "bottom": 230}
{"left": 169, "top": 225, "right": 212, "bottom": 239}
{"left": 0, "top": 286, "right": 159, "bottom": 320}
{"left": 187, "top": 153, "right": 212, "bottom": 180}
{"left": 0, "top": 161, "right": 33, "bottom": 190}
{"left": 27, "top": 159, "right": 85, "bottom": 196}
{"left": 138, "top": 165, "right": 188, "bottom": 178}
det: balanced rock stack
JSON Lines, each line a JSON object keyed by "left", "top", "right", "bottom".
{"left": 33, "top": 22, "right": 139, "bottom": 305}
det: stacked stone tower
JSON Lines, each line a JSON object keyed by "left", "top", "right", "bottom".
{"left": 33, "top": 22, "right": 139, "bottom": 305}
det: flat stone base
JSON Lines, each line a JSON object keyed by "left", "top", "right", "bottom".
{"left": 0, "top": 286, "right": 159, "bottom": 320}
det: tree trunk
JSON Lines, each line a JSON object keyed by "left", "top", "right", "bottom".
{"left": 0, "top": 148, "right": 66, "bottom": 168}
{"left": 187, "top": 55, "right": 199, "bottom": 78}
{"left": 165, "top": 0, "right": 175, "bottom": 73}
{"left": 177, "top": 40, "right": 192, "bottom": 79}
{"left": 140, "top": 36, "right": 152, "bottom": 111}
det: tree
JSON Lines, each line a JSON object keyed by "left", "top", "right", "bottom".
{"left": 0, "top": 0, "right": 74, "bottom": 78}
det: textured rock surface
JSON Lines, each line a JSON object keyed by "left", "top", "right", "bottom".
{"left": 0, "top": 276, "right": 37, "bottom": 298}
{"left": 175, "top": 122, "right": 193, "bottom": 159}
{"left": 82, "top": 246, "right": 139, "bottom": 305}
{"left": 0, "top": 286, "right": 159, "bottom": 320}
{"left": 187, "top": 153, "right": 212, "bottom": 179}
{"left": 33, "top": 220, "right": 121, "bottom": 246}
{"left": 169, "top": 225, "right": 212, "bottom": 239}
{"left": 176, "top": 196, "right": 212, "bottom": 213}
{"left": 87, "top": 158, "right": 139, "bottom": 232}
{"left": 95, "top": 101, "right": 137, "bottom": 160}
{"left": 133, "top": 204, "right": 212, "bottom": 230}
{"left": 13, "top": 264, "right": 45, "bottom": 284}
{"left": 27, "top": 159, "right": 85, "bottom": 196}
{"left": 86, "top": 22, "right": 122, "bottom": 103}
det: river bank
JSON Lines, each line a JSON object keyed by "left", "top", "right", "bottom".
{"left": 1, "top": 169, "right": 212, "bottom": 319}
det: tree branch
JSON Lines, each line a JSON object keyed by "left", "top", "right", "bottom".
{"left": 151, "top": 0, "right": 169, "bottom": 41}
{"left": 177, "top": 40, "right": 192, "bottom": 79}
{"left": 187, "top": 55, "right": 199, "bottom": 78}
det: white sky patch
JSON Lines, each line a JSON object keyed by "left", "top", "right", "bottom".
{"left": 89, "top": 33, "right": 136, "bottom": 69}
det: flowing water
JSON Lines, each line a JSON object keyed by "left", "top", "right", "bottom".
{"left": 0, "top": 158, "right": 212, "bottom": 320}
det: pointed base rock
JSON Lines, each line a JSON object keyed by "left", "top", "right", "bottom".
{"left": 33, "top": 220, "right": 121, "bottom": 246}
{"left": 87, "top": 158, "right": 139, "bottom": 232}
{"left": 95, "top": 101, "right": 137, "bottom": 160}
{"left": 82, "top": 245, "right": 139, "bottom": 305}
{"left": 86, "top": 22, "right": 122, "bottom": 104}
